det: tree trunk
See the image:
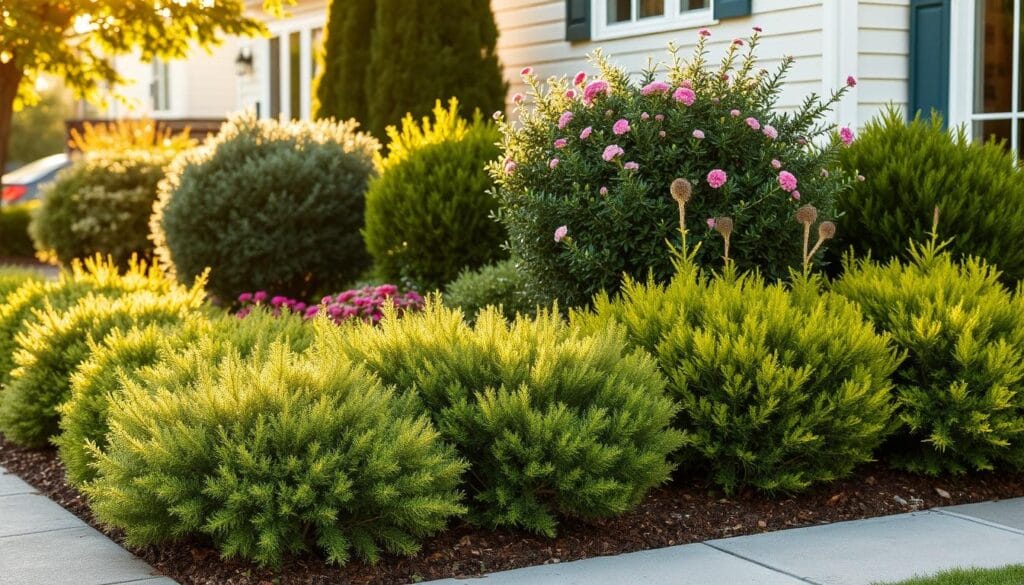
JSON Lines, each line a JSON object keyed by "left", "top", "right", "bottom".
{"left": 0, "top": 59, "right": 23, "bottom": 182}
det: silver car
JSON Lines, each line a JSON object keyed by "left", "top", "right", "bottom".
{"left": 1, "top": 153, "right": 70, "bottom": 206}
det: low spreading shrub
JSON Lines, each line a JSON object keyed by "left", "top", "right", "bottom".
{"left": 0, "top": 282, "right": 207, "bottom": 447}
{"left": 320, "top": 301, "right": 683, "bottom": 536}
{"left": 0, "top": 201, "right": 37, "bottom": 258}
{"left": 0, "top": 267, "right": 42, "bottom": 303}
{"left": 0, "top": 256, "right": 173, "bottom": 387}
{"left": 492, "top": 29, "right": 856, "bottom": 306}
{"left": 236, "top": 285, "right": 424, "bottom": 324}
{"left": 443, "top": 258, "right": 537, "bottom": 321}
{"left": 363, "top": 99, "right": 505, "bottom": 290}
{"left": 571, "top": 254, "right": 900, "bottom": 494}
{"left": 834, "top": 231, "right": 1024, "bottom": 474}
{"left": 151, "top": 113, "right": 379, "bottom": 300}
{"left": 836, "top": 108, "right": 1024, "bottom": 281}
{"left": 87, "top": 343, "right": 466, "bottom": 567}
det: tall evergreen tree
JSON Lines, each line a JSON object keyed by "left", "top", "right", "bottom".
{"left": 364, "top": 0, "right": 507, "bottom": 139}
{"left": 312, "top": 0, "right": 375, "bottom": 123}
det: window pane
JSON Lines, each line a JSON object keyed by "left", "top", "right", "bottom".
{"left": 975, "top": 0, "right": 1014, "bottom": 114}
{"left": 269, "top": 36, "right": 281, "bottom": 118}
{"left": 311, "top": 27, "right": 324, "bottom": 79}
{"left": 608, "top": 0, "right": 631, "bottom": 23}
{"left": 682, "top": 0, "right": 709, "bottom": 11}
{"left": 974, "top": 118, "right": 1012, "bottom": 152}
{"left": 639, "top": 0, "right": 663, "bottom": 18}
{"left": 289, "top": 31, "right": 301, "bottom": 120}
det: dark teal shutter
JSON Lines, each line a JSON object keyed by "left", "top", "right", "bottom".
{"left": 566, "top": 0, "right": 590, "bottom": 42}
{"left": 714, "top": 0, "right": 751, "bottom": 19}
{"left": 908, "top": 0, "right": 950, "bottom": 123}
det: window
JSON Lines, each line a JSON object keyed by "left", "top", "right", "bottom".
{"left": 972, "top": 0, "right": 1022, "bottom": 156}
{"left": 264, "top": 21, "right": 324, "bottom": 120}
{"left": 596, "top": 0, "right": 711, "bottom": 39}
{"left": 150, "top": 59, "right": 171, "bottom": 112}
{"left": 269, "top": 36, "right": 281, "bottom": 118}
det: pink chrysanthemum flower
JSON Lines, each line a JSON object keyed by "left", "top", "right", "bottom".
{"left": 730, "top": 109, "right": 741, "bottom": 117}
{"left": 574, "top": 71, "right": 587, "bottom": 86}
{"left": 699, "top": 28, "right": 711, "bottom": 37}
{"left": 602, "top": 144, "right": 624, "bottom": 161}
{"left": 655, "top": 113, "right": 665, "bottom": 122}
{"left": 771, "top": 159, "right": 782, "bottom": 170}
{"left": 624, "top": 161, "right": 639, "bottom": 170}
{"left": 580, "top": 126, "right": 593, "bottom": 140}
{"left": 778, "top": 170, "right": 798, "bottom": 192}
{"left": 762, "top": 125, "right": 778, "bottom": 139}
{"left": 549, "top": 158, "right": 560, "bottom": 169}
{"left": 558, "top": 110, "right": 574, "bottom": 129}
{"left": 583, "top": 80, "right": 610, "bottom": 105}
{"left": 733, "top": 38, "right": 744, "bottom": 46}
{"left": 565, "top": 89, "right": 577, "bottom": 99}
{"left": 673, "top": 87, "right": 696, "bottom": 106}
{"left": 658, "top": 130, "right": 667, "bottom": 138}
{"left": 792, "top": 190, "right": 801, "bottom": 200}
{"left": 504, "top": 158, "right": 517, "bottom": 174}
{"left": 641, "top": 81, "right": 672, "bottom": 96}
{"left": 554, "top": 225, "right": 568, "bottom": 243}
{"left": 840, "top": 126, "right": 855, "bottom": 145}
{"left": 692, "top": 129, "right": 705, "bottom": 139}
{"left": 613, "top": 118, "right": 631, "bottom": 135}
{"left": 641, "top": 112, "right": 650, "bottom": 121}
{"left": 846, "top": 75, "right": 857, "bottom": 87}
{"left": 554, "top": 138, "right": 567, "bottom": 149}
{"left": 745, "top": 117, "right": 761, "bottom": 130}
{"left": 707, "top": 169, "right": 728, "bottom": 189}
{"left": 599, "top": 186, "right": 608, "bottom": 196}
{"left": 521, "top": 67, "right": 533, "bottom": 76}
{"left": 706, "top": 218, "right": 716, "bottom": 229}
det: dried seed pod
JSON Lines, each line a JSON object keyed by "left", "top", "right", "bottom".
{"left": 714, "top": 216, "right": 734, "bottom": 237}
{"left": 795, "top": 205, "right": 818, "bottom": 225}
{"left": 670, "top": 178, "right": 692, "bottom": 204}
{"left": 818, "top": 221, "right": 836, "bottom": 240}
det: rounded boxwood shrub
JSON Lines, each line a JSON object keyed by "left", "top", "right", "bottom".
{"left": 571, "top": 257, "right": 900, "bottom": 494}
{"left": 836, "top": 108, "right": 1024, "bottom": 282}
{"left": 319, "top": 300, "right": 683, "bottom": 536}
{"left": 0, "top": 256, "right": 174, "bottom": 387}
{"left": 87, "top": 343, "right": 466, "bottom": 567}
{"left": 57, "top": 309, "right": 314, "bottom": 487}
{"left": 151, "top": 112, "right": 379, "bottom": 301}
{"left": 364, "top": 99, "right": 505, "bottom": 290}
{"left": 443, "top": 258, "right": 536, "bottom": 321}
{"left": 0, "top": 283, "right": 207, "bottom": 447}
{"left": 492, "top": 31, "right": 857, "bottom": 306}
{"left": 833, "top": 234, "right": 1024, "bottom": 474}
{"left": 30, "top": 150, "right": 176, "bottom": 267}
{"left": 0, "top": 201, "right": 38, "bottom": 259}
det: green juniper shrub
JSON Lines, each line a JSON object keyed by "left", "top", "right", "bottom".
{"left": 151, "top": 113, "right": 379, "bottom": 301}
{"left": 443, "top": 258, "right": 537, "bottom": 321}
{"left": 0, "top": 255, "right": 173, "bottom": 387}
{"left": 57, "top": 308, "right": 314, "bottom": 487}
{"left": 0, "top": 281, "right": 207, "bottom": 447}
{"left": 835, "top": 108, "right": 1024, "bottom": 282}
{"left": 571, "top": 249, "right": 900, "bottom": 494}
{"left": 0, "top": 267, "right": 42, "bottom": 304}
{"left": 312, "top": 0, "right": 374, "bottom": 124}
{"left": 87, "top": 342, "right": 467, "bottom": 567}
{"left": 833, "top": 227, "right": 1024, "bottom": 474}
{"left": 319, "top": 300, "right": 683, "bottom": 536}
{"left": 364, "top": 99, "right": 505, "bottom": 291}
{"left": 492, "top": 30, "right": 857, "bottom": 307}
{"left": 0, "top": 201, "right": 38, "bottom": 258}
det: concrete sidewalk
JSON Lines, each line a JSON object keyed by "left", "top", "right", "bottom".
{"left": 427, "top": 498, "right": 1024, "bottom": 585}
{"left": 0, "top": 465, "right": 175, "bottom": 585}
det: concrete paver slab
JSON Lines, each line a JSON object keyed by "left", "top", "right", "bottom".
{"left": 425, "top": 542, "right": 806, "bottom": 585}
{"left": 117, "top": 579, "right": 180, "bottom": 585}
{"left": 940, "top": 497, "right": 1024, "bottom": 534}
{"left": 0, "top": 493, "right": 80, "bottom": 538}
{"left": 708, "top": 510, "right": 1024, "bottom": 585}
{"left": 0, "top": 526, "right": 165, "bottom": 585}
{"left": 0, "top": 472, "right": 36, "bottom": 497}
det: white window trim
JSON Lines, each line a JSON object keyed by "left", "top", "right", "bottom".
{"left": 264, "top": 12, "right": 326, "bottom": 121}
{"left": 593, "top": 0, "right": 715, "bottom": 42}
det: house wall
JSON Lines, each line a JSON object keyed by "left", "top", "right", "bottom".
{"left": 856, "top": 0, "right": 910, "bottom": 125}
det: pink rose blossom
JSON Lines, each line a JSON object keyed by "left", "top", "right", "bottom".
{"left": 641, "top": 81, "right": 672, "bottom": 96}
{"left": 840, "top": 126, "right": 855, "bottom": 145}
{"left": 692, "top": 129, "right": 705, "bottom": 139}
{"left": 730, "top": 109, "right": 741, "bottom": 117}
{"left": 771, "top": 159, "right": 782, "bottom": 169}
{"left": 778, "top": 170, "right": 798, "bottom": 192}
{"left": 707, "top": 169, "right": 728, "bottom": 189}
{"left": 655, "top": 113, "right": 665, "bottom": 122}
{"left": 574, "top": 71, "right": 587, "bottom": 86}
{"left": 580, "top": 126, "right": 593, "bottom": 140}
{"left": 554, "top": 225, "right": 568, "bottom": 243}
{"left": 599, "top": 186, "right": 609, "bottom": 196}
{"left": 583, "top": 80, "right": 610, "bottom": 105}
{"left": 707, "top": 218, "right": 716, "bottom": 229}
{"left": 624, "top": 161, "right": 639, "bottom": 170}
{"left": 521, "top": 67, "right": 533, "bottom": 76}
{"left": 762, "top": 125, "right": 778, "bottom": 139}
{"left": 641, "top": 112, "right": 650, "bottom": 121}
{"left": 602, "top": 144, "right": 625, "bottom": 161}
{"left": 699, "top": 28, "right": 711, "bottom": 37}
{"left": 549, "top": 158, "right": 560, "bottom": 169}
{"left": 554, "top": 138, "right": 568, "bottom": 149}
{"left": 504, "top": 158, "right": 517, "bottom": 174}
{"left": 673, "top": 87, "right": 696, "bottom": 106}
{"left": 745, "top": 117, "right": 761, "bottom": 130}
{"left": 565, "top": 89, "right": 577, "bottom": 99}
{"left": 613, "top": 118, "right": 631, "bottom": 135}
{"left": 791, "top": 190, "right": 801, "bottom": 200}
{"left": 558, "top": 110, "right": 574, "bottom": 129}
{"left": 846, "top": 75, "right": 857, "bottom": 87}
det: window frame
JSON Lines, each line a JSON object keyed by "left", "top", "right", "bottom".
{"left": 593, "top": 0, "right": 715, "bottom": 41}
{"left": 263, "top": 13, "right": 325, "bottom": 121}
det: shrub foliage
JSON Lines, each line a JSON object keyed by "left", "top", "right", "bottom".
{"left": 443, "top": 258, "right": 537, "bottom": 321}
{"left": 0, "top": 201, "right": 37, "bottom": 258}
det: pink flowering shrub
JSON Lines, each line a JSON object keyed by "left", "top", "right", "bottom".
{"left": 491, "top": 29, "right": 856, "bottom": 305}
{"left": 237, "top": 285, "right": 424, "bottom": 325}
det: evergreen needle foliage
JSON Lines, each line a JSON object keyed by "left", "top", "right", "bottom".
{"left": 319, "top": 300, "right": 683, "bottom": 536}
{"left": 572, "top": 256, "right": 900, "bottom": 494}
{"left": 834, "top": 232, "right": 1024, "bottom": 474}
{"left": 312, "top": 0, "right": 374, "bottom": 124}
{"left": 57, "top": 309, "right": 314, "bottom": 487}
{"left": 444, "top": 258, "right": 537, "bottom": 322}
{"left": 87, "top": 343, "right": 467, "bottom": 567}
{"left": 0, "top": 282, "right": 207, "bottom": 447}
{"left": 0, "top": 267, "right": 42, "bottom": 304}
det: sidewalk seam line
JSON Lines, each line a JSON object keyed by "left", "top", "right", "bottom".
{"left": 100, "top": 577, "right": 173, "bottom": 585}
{"left": 0, "top": 490, "right": 38, "bottom": 498}
{"left": 699, "top": 542, "right": 820, "bottom": 585}
{"left": 0, "top": 525, "right": 82, "bottom": 540}
{"left": 932, "top": 509, "right": 1024, "bottom": 536}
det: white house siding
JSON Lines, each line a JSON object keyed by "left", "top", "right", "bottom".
{"left": 856, "top": 0, "right": 910, "bottom": 126}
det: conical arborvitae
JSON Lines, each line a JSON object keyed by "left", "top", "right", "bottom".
{"left": 312, "top": 0, "right": 375, "bottom": 123}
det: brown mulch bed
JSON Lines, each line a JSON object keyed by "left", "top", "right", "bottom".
{"left": 3, "top": 435, "right": 1023, "bottom": 585}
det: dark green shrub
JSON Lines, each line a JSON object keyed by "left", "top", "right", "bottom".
{"left": 834, "top": 234, "right": 1024, "bottom": 474}
{"left": 571, "top": 259, "right": 900, "bottom": 494}
{"left": 320, "top": 301, "right": 683, "bottom": 536}
{"left": 57, "top": 309, "right": 314, "bottom": 487}
{"left": 312, "top": 0, "right": 374, "bottom": 124}
{"left": 364, "top": 100, "right": 504, "bottom": 290}
{"left": 494, "top": 33, "right": 857, "bottom": 306}
{"left": 151, "top": 113, "right": 379, "bottom": 301}
{"left": 30, "top": 151, "right": 175, "bottom": 266}
{"left": 87, "top": 343, "right": 466, "bottom": 567}
{"left": 836, "top": 108, "right": 1024, "bottom": 281}
{"left": 0, "top": 267, "right": 42, "bottom": 303}
{"left": 366, "top": 0, "right": 506, "bottom": 139}
{"left": 0, "top": 201, "right": 37, "bottom": 258}
{"left": 444, "top": 258, "right": 536, "bottom": 321}
{"left": 0, "top": 283, "right": 207, "bottom": 447}
{"left": 0, "top": 256, "right": 174, "bottom": 387}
